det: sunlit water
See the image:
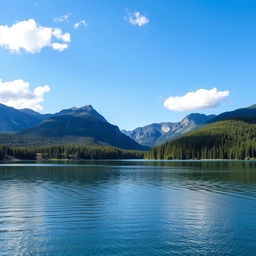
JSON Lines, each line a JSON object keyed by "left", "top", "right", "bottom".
{"left": 0, "top": 160, "right": 255, "bottom": 256}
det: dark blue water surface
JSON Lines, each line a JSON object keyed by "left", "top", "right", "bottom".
{"left": 0, "top": 160, "right": 255, "bottom": 256}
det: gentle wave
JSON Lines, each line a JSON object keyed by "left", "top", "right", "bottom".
{"left": 0, "top": 161, "right": 255, "bottom": 256}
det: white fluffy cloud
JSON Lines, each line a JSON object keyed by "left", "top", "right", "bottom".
{"left": 51, "top": 42, "right": 68, "bottom": 51}
{"left": 0, "top": 19, "right": 71, "bottom": 53}
{"left": 53, "top": 14, "right": 71, "bottom": 23}
{"left": 128, "top": 12, "right": 149, "bottom": 27}
{"left": 74, "top": 20, "right": 87, "bottom": 29}
{"left": 163, "top": 88, "right": 230, "bottom": 112}
{"left": 0, "top": 79, "right": 51, "bottom": 111}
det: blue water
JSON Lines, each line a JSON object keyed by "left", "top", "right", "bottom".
{"left": 0, "top": 160, "right": 255, "bottom": 256}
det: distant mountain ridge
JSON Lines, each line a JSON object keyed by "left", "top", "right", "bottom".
{"left": 19, "top": 107, "right": 145, "bottom": 150}
{"left": 0, "top": 104, "right": 107, "bottom": 132}
{"left": 0, "top": 104, "right": 147, "bottom": 150}
{"left": 207, "top": 104, "right": 256, "bottom": 124}
{"left": 20, "top": 108, "right": 52, "bottom": 119}
{"left": 55, "top": 105, "right": 108, "bottom": 122}
{"left": 123, "top": 113, "right": 215, "bottom": 147}
{"left": 146, "top": 104, "right": 256, "bottom": 160}
{"left": 1, "top": 103, "right": 256, "bottom": 151}
{"left": 146, "top": 117, "right": 256, "bottom": 160}
{"left": 0, "top": 104, "right": 50, "bottom": 132}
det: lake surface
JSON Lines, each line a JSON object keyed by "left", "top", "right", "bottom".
{"left": 0, "top": 160, "right": 255, "bottom": 256}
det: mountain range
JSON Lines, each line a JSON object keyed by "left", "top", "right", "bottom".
{"left": 146, "top": 104, "right": 256, "bottom": 159}
{"left": 1, "top": 103, "right": 256, "bottom": 154}
{"left": 0, "top": 104, "right": 147, "bottom": 150}
{"left": 122, "top": 113, "right": 215, "bottom": 147}
{"left": 0, "top": 104, "right": 50, "bottom": 132}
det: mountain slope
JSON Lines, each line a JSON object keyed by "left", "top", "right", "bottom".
{"left": 0, "top": 103, "right": 108, "bottom": 133}
{"left": 18, "top": 105, "right": 147, "bottom": 150}
{"left": 55, "top": 105, "right": 107, "bottom": 122}
{"left": 146, "top": 117, "right": 256, "bottom": 160}
{"left": 20, "top": 108, "right": 52, "bottom": 120}
{"left": 0, "top": 104, "right": 46, "bottom": 132}
{"left": 208, "top": 105, "right": 256, "bottom": 123}
{"left": 123, "top": 113, "right": 215, "bottom": 147}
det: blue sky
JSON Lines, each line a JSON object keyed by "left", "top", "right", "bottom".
{"left": 0, "top": 0, "right": 256, "bottom": 129}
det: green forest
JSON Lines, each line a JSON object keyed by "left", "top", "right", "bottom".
{"left": 3, "top": 117, "right": 256, "bottom": 161}
{"left": 0, "top": 145, "right": 144, "bottom": 160}
{"left": 145, "top": 118, "right": 256, "bottom": 160}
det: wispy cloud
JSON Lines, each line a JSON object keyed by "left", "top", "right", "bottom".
{"left": 163, "top": 88, "right": 230, "bottom": 111}
{"left": 126, "top": 12, "right": 149, "bottom": 27}
{"left": 74, "top": 20, "right": 87, "bottom": 29}
{"left": 53, "top": 13, "right": 72, "bottom": 23}
{"left": 0, "top": 79, "right": 50, "bottom": 111}
{"left": 0, "top": 19, "right": 71, "bottom": 53}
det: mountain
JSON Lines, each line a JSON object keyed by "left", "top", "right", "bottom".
{"left": 54, "top": 105, "right": 107, "bottom": 122}
{"left": 18, "top": 105, "right": 147, "bottom": 150}
{"left": 0, "top": 104, "right": 47, "bottom": 132}
{"left": 146, "top": 117, "right": 256, "bottom": 160}
{"left": 20, "top": 108, "right": 52, "bottom": 120}
{"left": 123, "top": 113, "right": 215, "bottom": 147}
{"left": 207, "top": 104, "right": 256, "bottom": 123}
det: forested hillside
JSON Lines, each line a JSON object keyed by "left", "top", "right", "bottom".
{"left": 145, "top": 117, "right": 256, "bottom": 160}
{"left": 0, "top": 145, "right": 144, "bottom": 160}
{"left": 19, "top": 114, "right": 146, "bottom": 150}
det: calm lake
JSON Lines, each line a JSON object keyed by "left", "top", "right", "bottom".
{"left": 0, "top": 160, "right": 255, "bottom": 256}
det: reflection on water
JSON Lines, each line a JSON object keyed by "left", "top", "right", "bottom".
{"left": 0, "top": 160, "right": 255, "bottom": 256}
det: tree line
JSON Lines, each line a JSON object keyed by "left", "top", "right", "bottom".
{"left": 0, "top": 145, "right": 145, "bottom": 160}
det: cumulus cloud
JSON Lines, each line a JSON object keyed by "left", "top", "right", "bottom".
{"left": 0, "top": 19, "right": 71, "bottom": 53}
{"left": 74, "top": 20, "right": 87, "bottom": 29}
{"left": 163, "top": 88, "right": 230, "bottom": 112}
{"left": 127, "top": 12, "right": 149, "bottom": 27}
{"left": 52, "top": 28, "right": 70, "bottom": 42}
{"left": 53, "top": 13, "right": 71, "bottom": 23}
{"left": 0, "top": 79, "right": 51, "bottom": 111}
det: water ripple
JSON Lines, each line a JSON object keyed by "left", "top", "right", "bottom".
{"left": 0, "top": 161, "right": 255, "bottom": 256}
